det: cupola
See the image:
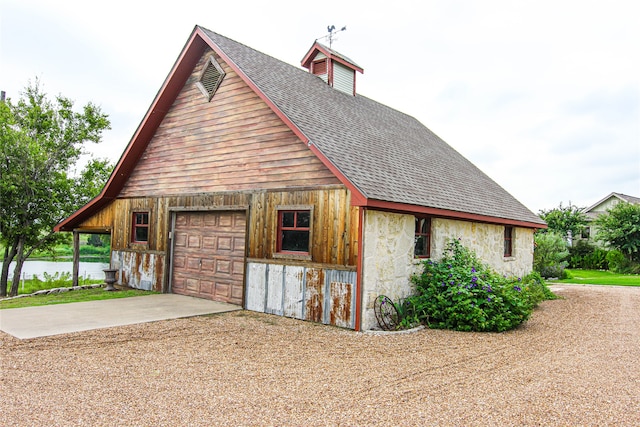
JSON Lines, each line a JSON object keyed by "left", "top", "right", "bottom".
{"left": 301, "top": 42, "right": 363, "bottom": 96}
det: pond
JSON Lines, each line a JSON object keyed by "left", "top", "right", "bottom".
{"left": 7, "top": 260, "right": 111, "bottom": 281}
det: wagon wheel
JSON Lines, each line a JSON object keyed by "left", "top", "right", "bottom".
{"left": 374, "top": 295, "right": 399, "bottom": 331}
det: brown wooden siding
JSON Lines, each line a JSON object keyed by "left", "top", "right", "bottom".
{"left": 99, "top": 187, "right": 357, "bottom": 267}
{"left": 74, "top": 203, "right": 116, "bottom": 232}
{"left": 248, "top": 187, "right": 358, "bottom": 266}
{"left": 120, "top": 48, "right": 340, "bottom": 197}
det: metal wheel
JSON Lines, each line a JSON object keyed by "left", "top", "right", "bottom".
{"left": 374, "top": 295, "right": 399, "bottom": 331}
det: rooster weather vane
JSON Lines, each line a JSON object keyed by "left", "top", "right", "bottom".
{"left": 317, "top": 25, "right": 347, "bottom": 48}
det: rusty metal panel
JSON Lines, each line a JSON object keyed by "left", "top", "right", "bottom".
{"left": 283, "top": 266, "right": 304, "bottom": 318}
{"left": 321, "top": 269, "right": 356, "bottom": 328}
{"left": 245, "top": 261, "right": 356, "bottom": 329}
{"left": 328, "top": 281, "right": 354, "bottom": 328}
{"left": 112, "top": 250, "right": 164, "bottom": 291}
{"left": 304, "top": 268, "right": 325, "bottom": 323}
{"left": 245, "top": 262, "right": 267, "bottom": 312}
{"left": 266, "top": 264, "right": 284, "bottom": 315}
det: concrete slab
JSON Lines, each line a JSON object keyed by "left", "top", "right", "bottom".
{"left": 0, "top": 294, "right": 242, "bottom": 339}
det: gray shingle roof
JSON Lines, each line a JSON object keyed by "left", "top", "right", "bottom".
{"left": 201, "top": 27, "right": 545, "bottom": 226}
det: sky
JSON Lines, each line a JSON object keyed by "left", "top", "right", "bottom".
{"left": 1, "top": 0, "right": 639, "bottom": 214}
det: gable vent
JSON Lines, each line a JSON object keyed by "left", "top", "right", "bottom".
{"left": 196, "top": 56, "right": 226, "bottom": 101}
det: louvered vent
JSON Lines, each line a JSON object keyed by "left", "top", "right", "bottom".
{"left": 196, "top": 56, "right": 226, "bottom": 101}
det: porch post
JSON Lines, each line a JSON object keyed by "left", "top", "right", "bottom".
{"left": 72, "top": 231, "right": 80, "bottom": 287}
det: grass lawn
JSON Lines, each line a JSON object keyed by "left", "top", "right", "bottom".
{"left": 0, "top": 287, "right": 157, "bottom": 310}
{"left": 555, "top": 269, "right": 640, "bottom": 286}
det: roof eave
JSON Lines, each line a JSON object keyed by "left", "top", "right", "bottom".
{"left": 359, "top": 198, "right": 547, "bottom": 229}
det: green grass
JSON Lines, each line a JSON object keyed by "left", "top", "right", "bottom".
{"left": 555, "top": 269, "right": 640, "bottom": 286}
{"left": 0, "top": 287, "right": 157, "bottom": 309}
{"left": 10, "top": 275, "right": 104, "bottom": 295}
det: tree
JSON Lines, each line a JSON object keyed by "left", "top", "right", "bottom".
{"left": 0, "top": 80, "right": 112, "bottom": 296}
{"left": 594, "top": 202, "right": 640, "bottom": 263}
{"left": 538, "top": 202, "right": 588, "bottom": 244}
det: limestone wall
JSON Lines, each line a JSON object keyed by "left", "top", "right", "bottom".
{"left": 361, "top": 210, "right": 418, "bottom": 331}
{"left": 360, "top": 210, "right": 535, "bottom": 330}
{"left": 430, "top": 218, "right": 534, "bottom": 278}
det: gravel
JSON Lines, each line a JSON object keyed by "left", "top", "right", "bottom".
{"left": 1, "top": 284, "right": 638, "bottom": 426}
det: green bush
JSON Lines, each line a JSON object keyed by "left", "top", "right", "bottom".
{"left": 534, "top": 232, "right": 569, "bottom": 278}
{"left": 607, "top": 249, "right": 631, "bottom": 273}
{"left": 568, "top": 241, "right": 608, "bottom": 270}
{"left": 408, "top": 239, "right": 556, "bottom": 332}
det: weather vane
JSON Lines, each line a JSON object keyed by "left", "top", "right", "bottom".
{"left": 317, "top": 25, "right": 347, "bottom": 48}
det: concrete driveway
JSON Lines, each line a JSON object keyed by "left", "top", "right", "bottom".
{"left": 0, "top": 294, "right": 241, "bottom": 339}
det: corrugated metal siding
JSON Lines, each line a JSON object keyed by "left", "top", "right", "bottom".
{"left": 333, "top": 62, "right": 354, "bottom": 95}
{"left": 245, "top": 261, "right": 356, "bottom": 329}
{"left": 112, "top": 250, "right": 164, "bottom": 291}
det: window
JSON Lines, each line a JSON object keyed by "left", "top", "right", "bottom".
{"left": 312, "top": 59, "right": 327, "bottom": 75}
{"left": 132, "top": 212, "right": 149, "bottom": 243}
{"left": 504, "top": 226, "right": 514, "bottom": 257}
{"left": 277, "top": 210, "right": 310, "bottom": 254}
{"left": 414, "top": 216, "right": 431, "bottom": 258}
{"left": 195, "top": 56, "right": 226, "bottom": 101}
{"left": 581, "top": 227, "right": 590, "bottom": 239}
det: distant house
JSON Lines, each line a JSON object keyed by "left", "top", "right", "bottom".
{"left": 55, "top": 26, "right": 546, "bottom": 330}
{"left": 579, "top": 192, "right": 640, "bottom": 244}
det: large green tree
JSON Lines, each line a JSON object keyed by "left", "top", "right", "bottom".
{"left": 538, "top": 202, "right": 588, "bottom": 243}
{"left": 594, "top": 202, "right": 640, "bottom": 263}
{"left": 0, "top": 80, "right": 112, "bottom": 296}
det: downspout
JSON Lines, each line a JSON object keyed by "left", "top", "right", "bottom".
{"left": 355, "top": 206, "right": 366, "bottom": 331}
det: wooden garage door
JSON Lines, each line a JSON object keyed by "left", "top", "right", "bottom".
{"left": 171, "top": 211, "right": 246, "bottom": 305}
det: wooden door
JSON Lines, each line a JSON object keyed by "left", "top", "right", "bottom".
{"left": 171, "top": 211, "right": 246, "bottom": 305}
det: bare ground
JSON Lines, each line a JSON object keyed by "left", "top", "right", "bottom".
{"left": 1, "top": 285, "right": 639, "bottom": 426}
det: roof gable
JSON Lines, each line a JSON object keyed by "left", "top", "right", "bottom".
{"left": 583, "top": 192, "right": 640, "bottom": 214}
{"left": 56, "top": 25, "right": 545, "bottom": 232}
{"left": 119, "top": 47, "right": 340, "bottom": 197}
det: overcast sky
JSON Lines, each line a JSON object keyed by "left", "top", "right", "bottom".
{"left": 2, "top": 0, "right": 639, "bottom": 213}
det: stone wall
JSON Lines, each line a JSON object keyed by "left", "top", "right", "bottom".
{"left": 360, "top": 210, "right": 535, "bottom": 330}
{"left": 431, "top": 218, "right": 535, "bottom": 278}
{"left": 361, "top": 210, "right": 418, "bottom": 330}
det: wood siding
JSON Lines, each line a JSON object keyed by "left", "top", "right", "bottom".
{"left": 74, "top": 203, "right": 116, "bottom": 232}
{"left": 247, "top": 187, "right": 358, "bottom": 266}
{"left": 105, "top": 187, "right": 357, "bottom": 266}
{"left": 120, "top": 48, "right": 340, "bottom": 197}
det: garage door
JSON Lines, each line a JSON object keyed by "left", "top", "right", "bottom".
{"left": 171, "top": 211, "right": 246, "bottom": 305}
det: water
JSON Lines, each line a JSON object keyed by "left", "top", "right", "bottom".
{"left": 6, "top": 260, "right": 110, "bottom": 281}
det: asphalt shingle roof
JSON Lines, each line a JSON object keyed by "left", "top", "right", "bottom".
{"left": 201, "top": 27, "right": 545, "bottom": 226}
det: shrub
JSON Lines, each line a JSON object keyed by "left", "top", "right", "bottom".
{"left": 568, "top": 241, "right": 608, "bottom": 270}
{"left": 534, "top": 232, "right": 569, "bottom": 278}
{"left": 408, "top": 239, "right": 555, "bottom": 332}
{"left": 606, "top": 250, "right": 631, "bottom": 273}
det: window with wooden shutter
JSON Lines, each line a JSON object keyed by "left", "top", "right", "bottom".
{"left": 312, "top": 59, "right": 327, "bottom": 76}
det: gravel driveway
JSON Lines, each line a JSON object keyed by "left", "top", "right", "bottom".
{"left": 1, "top": 285, "right": 638, "bottom": 426}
